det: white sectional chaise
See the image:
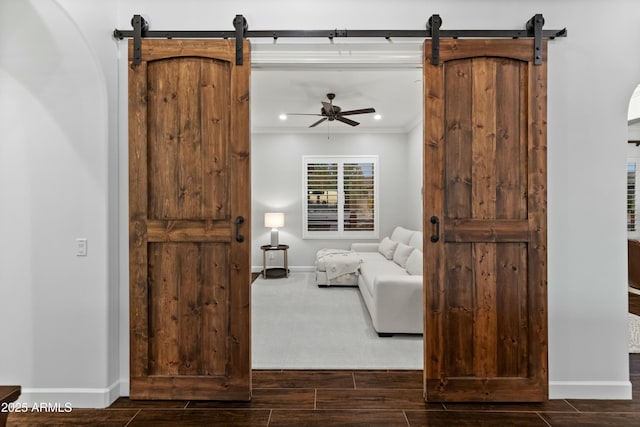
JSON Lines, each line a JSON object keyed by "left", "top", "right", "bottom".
{"left": 351, "top": 226, "right": 423, "bottom": 336}
{"left": 315, "top": 248, "right": 361, "bottom": 287}
{"left": 315, "top": 226, "right": 424, "bottom": 336}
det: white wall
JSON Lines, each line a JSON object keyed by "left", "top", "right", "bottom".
{"left": 251, "top": 132, "right": 412, "bottom": 270}
{"left": 1, "top": 0, "right": 638, "bottom": 407}
{"left": 0, "top": 0, "right": 119, "bottom": 407}
{"left": 405, "top": 122, "right": 423, "bottom": 231}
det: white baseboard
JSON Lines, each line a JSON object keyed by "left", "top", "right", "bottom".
{"left": 549, "top": 380, "right": 632, "bottom": 400}
{"left": 252, "top": 265, "right": 315, "bottom": 273}
{"left": 17, "top": 380, "right": 122, "bottom": 409}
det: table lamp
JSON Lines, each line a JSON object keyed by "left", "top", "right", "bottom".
{"left": 264, "top": 212, "right": 285, "bottom": 247}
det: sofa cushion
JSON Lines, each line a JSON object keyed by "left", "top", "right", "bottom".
{"left": 378, "top": 237, "right": 398, "bottom": 259}
{"left": 359, "top": 252, "right": 387, "bottom": 263}
{"left": 393, "top": 242, "right": 415, "bottom": 268}
{"left": 408, "top": 232, "right": 423, "bottom": 250}
{"left": 359, "top": 258, "right": 409, "bottom": 296}
{"left": 405, "top": 249, "right": 423, "bottom": 275}
{"left": 390, "top": 226, "right": 414, "bottom": 245}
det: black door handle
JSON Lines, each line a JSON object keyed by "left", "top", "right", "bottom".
{"left": 430, "top": 216, "right": 440, "bottom": 243}
{"left": 235, "top": 216, "right": 245, "bottom": 242}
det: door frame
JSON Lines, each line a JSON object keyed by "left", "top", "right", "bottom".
{"left": 248, "top": 41, "right": 426, "bottom": 366}
{"left": 250, "top": 40, "right": 548, "bottom": 402}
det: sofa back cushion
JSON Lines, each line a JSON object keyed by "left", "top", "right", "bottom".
{"left": 390, "top": 226, "right": 414, "bottom": 245}
{"left": 393, "top": 242, "right": 415, "bottom": 268}
{"left": 378, "top": 237, "right": 398, "bottom": 259}
{"left": 408, "top": 231, "right": 423, "bottom": 250}
{"left": 405, "top": 249, "right": 423, "bottom": 275}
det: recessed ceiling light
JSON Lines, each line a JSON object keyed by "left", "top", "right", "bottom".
{"left": 279, "top": 113, "right": 287, "bottom": 120}
{"left": 374, "top": 114, "right": 382, "bottom": 121}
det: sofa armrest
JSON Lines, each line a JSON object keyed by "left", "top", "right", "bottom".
{"left": 351, "top": 242, "right": 379, "bottom": 252}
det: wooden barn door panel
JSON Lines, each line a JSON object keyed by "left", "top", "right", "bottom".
{"left": 423, "top": 39, "right": 547, "bottom": 402}
{"left": 129, "top": 39, "right": 251, "bottom": 400}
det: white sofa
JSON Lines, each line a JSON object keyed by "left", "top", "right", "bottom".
{"left": 351, "top": 226, "right": 424, "bottom": 336}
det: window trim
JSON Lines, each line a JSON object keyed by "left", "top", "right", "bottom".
{"left": 302, "top": 155, "right": 379, "bottom": 240}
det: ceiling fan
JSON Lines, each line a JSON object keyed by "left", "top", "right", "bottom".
{"left": 288, "top": 93, "right": 376, "bottom": 128}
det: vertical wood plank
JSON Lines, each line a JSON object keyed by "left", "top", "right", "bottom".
{"left": 445, "top": 243, "right": 474, "bottom": 376}
{"left": 519, "top": 62, "right": 529, "bottom": 221}
{"left": 128, "top": 57, "right": 149, "bottom": 381}
{"left": 471, "top": 58, "right": 497, "bottom": 220}
{"left": 228, "top": 39, "right": 253, "bottom": 391}
{"left": 148, "top": 243, "right": 180, "bottom": 376}
{"left": 423, "top": 41, "right": 446, "bottom": 386}
{"left": 495, "top": 59, "right": 524, "bottom": 220}
{"left": 176, "top": 59, "right": 203, "bottom": 219}
{"left": 202, "top": 243, "right": 229, "bottom": 376}
{"left": 147, "top": 60, "right": 178, "bottom": 220}
{"left": 527, "top": 41, "right": 549, "bottom": 394}
{"left": 472, "top": 242, "right": 498, "bottom": 377}
{"left": 200, "top": 60, "right": 230, "bottom": 220}
{"left": 178, "top": 243, "right": 202, "bottom": 376}
{"left": 445, "top": 59, "right": 472, "bottom": 220}
{"left": 496, "top": 243, "right": 528, "bottom": 377}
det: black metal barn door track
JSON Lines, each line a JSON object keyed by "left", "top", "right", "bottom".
{"left": 114, "top": 13, "right": 566, "bottom": 66}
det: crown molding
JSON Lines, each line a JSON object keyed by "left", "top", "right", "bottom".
{"left": 251, "top": 42, "right": 423, "bottom": 69}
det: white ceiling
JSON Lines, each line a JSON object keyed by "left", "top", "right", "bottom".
{"left": 250, "top": 67, "right": 423, "bottom": 134}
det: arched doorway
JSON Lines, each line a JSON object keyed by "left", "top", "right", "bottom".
{"left": 626, "top": 84, "right": 640, "bottom": 354}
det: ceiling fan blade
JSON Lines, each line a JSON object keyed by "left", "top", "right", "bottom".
{"left": 286, "top": 113, "right": 323, "bottom": 116}
{"left": 309, "top": 117, "right": 328, "bottom": 128}
{"left": 335, "top": 116, "right": 360, "bottom": 127}
{"left": 338, "top": 108, "right": 376, "bottom": 116}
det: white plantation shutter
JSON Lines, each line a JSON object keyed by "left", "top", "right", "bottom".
{"left": 303, "top": 156, "right": 378, "bottom": 239}
{"left": 629, "top": 161, "right": 637, "bottom": 232}
{"left": 343, "top": 162, "right": 375, "bottom": 231}
{"left": 306, "top": 162, "right": 339, "bottom": 231}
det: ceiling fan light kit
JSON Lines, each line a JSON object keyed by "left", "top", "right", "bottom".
{"left": 288, "top": 93, "right": 376, "bottom": 128}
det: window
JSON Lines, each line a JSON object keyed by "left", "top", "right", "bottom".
{"left": 629, "top": 161, "right": 637, "bottom": 232}
{"left": 303, "top": 155, "right": 378, "bottom": 239}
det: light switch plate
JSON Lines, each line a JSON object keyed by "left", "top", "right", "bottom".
{"left": 76, "top": 238, "right": 87, "bottom": 256}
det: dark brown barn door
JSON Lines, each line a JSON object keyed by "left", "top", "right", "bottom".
{"left": 423, "top": 39, "right": 548, "bottom": 402}
{"left": 128, "top": 39, "right": 251, "bottom": 400}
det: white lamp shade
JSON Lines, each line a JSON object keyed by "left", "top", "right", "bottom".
{"left": 264, "top": 212, "right": 285, "bottom": 228}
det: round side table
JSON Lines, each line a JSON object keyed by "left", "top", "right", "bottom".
{"left": 260, "top": 244, "right": 289, "bottom": 279}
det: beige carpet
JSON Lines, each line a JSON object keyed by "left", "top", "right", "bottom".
{"left": 252, "top": 272, "right": 423, "bottom": 369}
{"left": 630, "top": 313, "right": 640, "bottom": 353}
{"left": 630, "top": 287, "right": 640, "bottom": 353}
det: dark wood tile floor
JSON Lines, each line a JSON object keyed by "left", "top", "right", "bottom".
{"left": 629, "top": 291, "right": 640, "bottom": 316}
{"left": 6, "top": 289, "right": 638, "bottom": 426}
{"left": 5, "top": 358, "right": 640, "bottom": 426}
